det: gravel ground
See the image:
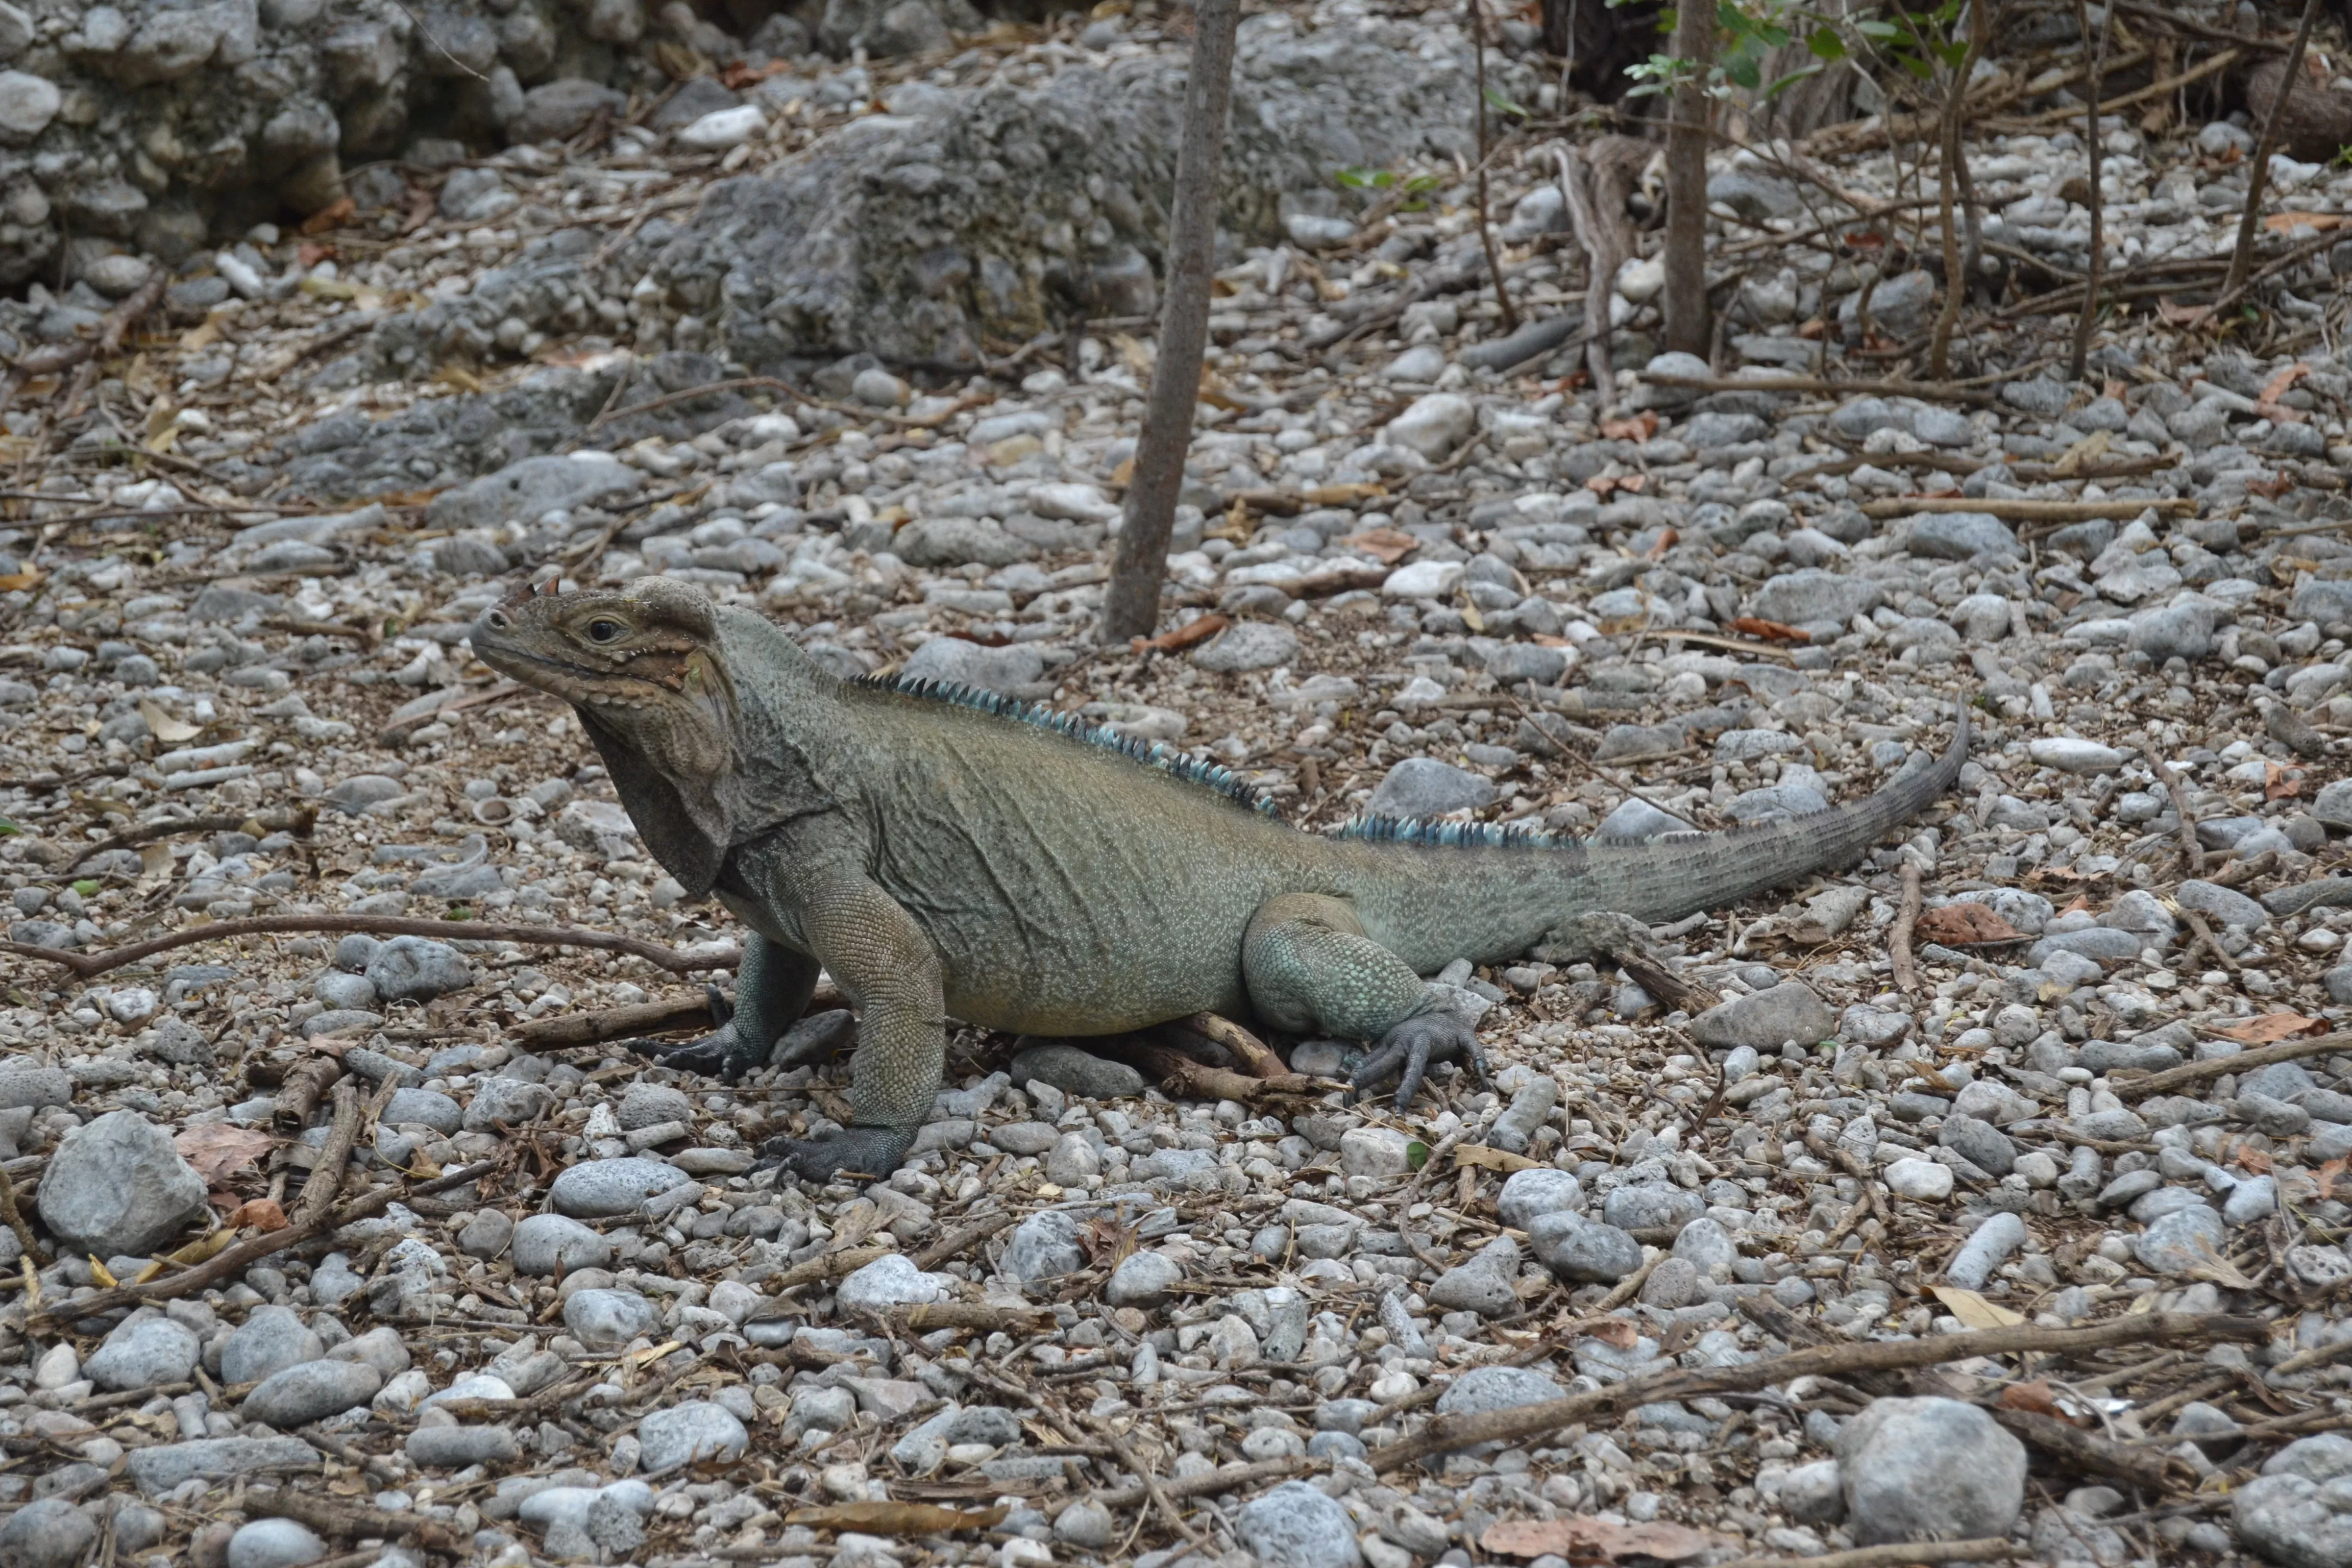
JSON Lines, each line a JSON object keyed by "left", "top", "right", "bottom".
{"left": 2, "top": 4, "right": 2352, "bottom": 1568}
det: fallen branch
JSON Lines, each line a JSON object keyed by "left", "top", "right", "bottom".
{"left": 274, "top": 1056, "right": 344, "bottom": 1135}
{"left": 1160, "top": 1062, "right": 1334, "bottom": 1106}
{"left": 243, "top": 1487, "right": 467, "bottom": 1556}
{"left": 897, "top": 1303, "right": 1055, "bottom": 1333}
{"left": 910, "top": 1211, "right": 1021, "bottom": 1270}
{"left": 1177, "top": 1012, "right": 1287, "bottom": 1079}
{"left": 1, "top": 914, "right": 738, "bottom": 982}
{"left": 1, "top": 268, "right": 167, "bottom": 412}
{"left": 292, "top": 1080, "right": 365, "bottom": 1224}
{"left": 770, "top": 1245, "right": 891, "bottom": 1293}
{"left": 2113, "top": 1029, "right": 2352, "bottom": 1100}
{"left": 1640, "top": 373, "right": 2000, "bottom": 405}
{"left": 1365, "top": 1312, "right": 2263, "bottom": 1472}
{"left": 1093, "top": 1455, "right": 1318, "bottom": 1510}
{"left": 41, "top": 808, "right": 317, "bottom": 875}
{"left": 512, "top": 995, "right": 717, "bottom": 1049}
{"left": 0, "top": 1164, "right": 43, "bottom": 1267}
{"left": 1858, "top": 497, "right": 2195, "bottom": 521}
{"left": 34, "top": 1162, "right": 494, "bottom": 1328}
{"left": 1891, "top": 862, "right": 1923, "bottom": 994}
{"left": 1708, "top": 1542, "right": 2020, "bottom": 1568}
{"left": 2224, "top": 0, "right": 2323, "bottom": 301}
{"left": 1984, "top": 1402, "right": 2187, "bottom": 1492}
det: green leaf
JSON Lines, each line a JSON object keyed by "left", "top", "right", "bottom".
{"left": 1482, "top": 84, "right": 1529, "bottom": 117}
{"left": 1755, "top": 20, "right": 1790, "bottom": 45}
{"left": 1854, "top": 19, "right": 1900, "bottom": 38}
{"left": 70, "top": 879, "right": 97, "bottom": 897}
{"left": 1762, "top": 62, "right": 1826, "bottom": 98}
{"left": 1724, "top": 55, "right": 1762, "bottom": 87}
{"left": 1807, "top": 26, "right": 1846, "bottom": 58}
{"left": 0, "top": 818, "right": 18, "bottom": 837}
{"left": 1901, "top": 52, "right": 1935, "bottom": 78}
{"left": 1406, "top": 1139, "right": 1430, "bottom": 1171}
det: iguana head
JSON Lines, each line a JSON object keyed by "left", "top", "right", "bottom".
{"left": 472, "top": 577, "right": 742, "bottom": 896}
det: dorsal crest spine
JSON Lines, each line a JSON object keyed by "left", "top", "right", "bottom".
{"left": 1333, "top": 815, "right": 1567, "bottom": 848}
{"left": 858, "top": 673, "right": 1284, "bottom": 818}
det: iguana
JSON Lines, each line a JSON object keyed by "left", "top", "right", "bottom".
{"left": 473, "top": 577, "right": 1968, "bottom": 1181}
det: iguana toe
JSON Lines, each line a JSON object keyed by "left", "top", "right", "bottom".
{"left": 625, "top": 1026, "right": 765, "bottom": 1081}
{"left": 758, "top": 1125, "right": 915, "bottom": 1183}
{"left": 1352, "top": 1012, "right": 1480, "bottom": 1111}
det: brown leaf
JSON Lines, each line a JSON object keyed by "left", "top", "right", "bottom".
{"left": 1999, "top": 1380, "right": 2064, "bottom": 1417}
{"left": 2220, "top": 1012, "right": 2327, "bottom": 1045}
{"left": 224, "top": 1199, "right": 287, "bottom": 1233}
{"left": 1577, "top": 1317, "right": 1638, "bottom": 1350}
{"left": 0, "top": 570, "right": 40, "bottom": 593}
{"left": 2238, "top": 1145, "right": 2273, "bottom": 1176}
{"left": 1726, "top": 616, "right": 1810, "bottom": 645}
{"left": 786, "top": 1503, "right": 1009, "bottom": 1536}
{"left": 1598, "top": 411, "right": 1657, "bottom": 442}
{"left": 1915, "top": 903, "right": 2027, "bottom": 946}
{"left": 1933, "top": 1284, "right": 2024, "bottom": 1330}
{"left": 175, "top": 1123, "right": 273, "bottom": 1184}
{"left": 2266, "top": 211, "right": 2350, "bottom": 234}
{"left": 2266, "top": 761, "right": 2302, "bottom": 800}
{"left": 1342, "top": 527, "right": 1419, "bottom": 565}
{"left": 1483, "top": 1515, "right": 1716, "bottom": 1562}
{"left": 1134, "top": 612, "right": 1229, "bottom": 655}
{"left": 299, "top": 198, "right": 356, "bottom": 236}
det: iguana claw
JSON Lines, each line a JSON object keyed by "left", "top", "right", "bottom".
{"left": 1350, "top": 1012, "right": 1490, "bottom": 1111}
{"left": 757, "top": 1126, "right": 915, "bottom": 1184}
{"left": 621, "top": 984, "right": 766, "bottom": 1080}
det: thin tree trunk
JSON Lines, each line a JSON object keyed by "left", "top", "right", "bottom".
{"left": 1661, "top": 1, "right": 1713, "bottom": 357}
{"left": 1098, "top": 0, "right": 1242, "bottom": 646}
{"left": 2222, "top": 0, "right": 2322, "bottom": 299}
{"left": 2069, "top": 0, "right": 2113, "bottom": 380}
{"left": 1469, "top": 0, "right": 1519, "bottom": 333}
{"left": 1927, "top": 11, "right": 1985, "bottom": 379}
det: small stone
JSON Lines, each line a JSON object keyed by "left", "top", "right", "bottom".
{"left": 1234, "top": 1480, "right": 1364, "bottom": 1568}
{"left": 362, "top": 937, "right": 474, "bottom": 1003}
{"left": 1192, "top": 621, "right": 1300, "bottom": 673}
{"left": 223, "top": 1520, "right": 323, "bottom": 1568}
{"left": 636, "top": 1401, "right": 747, "bottom": 1472}
{"left": 837, "top": 1254, "right": 951, "bottom": 1312}
{"left": 1004, "top": 1210, "right": 1086, "bottom": 1283}
{"left": 1940, "top": 1114, "right": 2017, "bottom": 1177}
{"left": 37, "top": 1110, "right": 207, "bottom": 1259}
{"left": 122, "top": 1437, "right": 320, "bottom": 1496}
{"left": 243, "top": 1360, "right": 383, "bottom": 1428}
{"left": 1691, "top": 983, "right": 1834, "bottom": 1049}
{"left": 1602, "top": 1183, "right": 1704, "bottom": 1235}
{"left": 405, "top": 1426, "right": 519, "bottom": 1468}
{"left": 1429, "top": 1236, "right": 1523, "bottom": 1318}
{"left": 0, "top": 71, "right": 60, "bottom": 140}
{"left": 1947, "top": 1212, "right": 2027, "bottom": 1290}
{"left": 511, "top": 1214, "right": 613, "bottom": 1275}
{"left": 1367, "top": 757, "right": 1497, "bottom": 818}
{"left": 1906, "top": 511, "right": 2018, "bottom": 559}
{"left": 562, "top": 1289, "right": 659, "bottom": 1350}
{"left": 676, "top": 103, "right": 764, "bottom": 150}
{"left": 0, "top": 1498, "right": 93, "bottom": 1568}
{"left": 2177, "top": 878, "right": 2270, "bottom": 930}
{"left": 381, "top": 1088, "right": 461, "bottom": 1134}
{"left": 1883, "top": 1158, "right": 1953, "bottom": 1202}
{"left": 463, "top": 1075, "right": 553, "bottom": 1132}
{"left": 2136, "top": 1203, "right": 2227, "bottom": 1276}
{"left": 84, "top": 1310, "right": 200, "bottom": 1391}
{"left": 898, "top": 637, "right": 1044, "bottom": 693}
{"left": 2236, "top": 1435, "right": 2352, "bottom": 1568}
{"left": 2028, "top": 737, "right": 2126, "bottom": 774}
{"left": 1339, "top": 1126, "right": 1414, "bottom": 1179}
{"left": 548, "top": 1158, "right": 693, "bottom": 1218}
{"left": 1007, "top": 1043, "right": 1144, "bottom": 1099}
{"left": 1434, "top": 1364, "right": 1565, "bottom": 1423}
{"left": 1496, "top": 1168, "right": 1583, "bottom": 1230}
{"left": 1054, "top": 1499, "right": 1115, "bottom": 1549}
{"left": 1528, "top": 1212, "right": 1644, "bottom": 1282}
{"left": 456, "top": 1209, "right": 514, "bottom": 1260}
{"left": 1839, "top": 1396, "right": 2026, "bottom": 1545}
{"left": 1384, "top": 393, "right": 1475, "bottom": 460}
{"left": 1106, "top": 1250, "right": 1182, "bottom": 1308}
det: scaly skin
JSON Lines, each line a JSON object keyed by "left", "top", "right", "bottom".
{"left": 473, "top": 577, "right": 1969, "bottom": 1182}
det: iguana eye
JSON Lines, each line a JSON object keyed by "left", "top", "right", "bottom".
{"left": 587, "top": 619, "right": 626, "bottom": 644}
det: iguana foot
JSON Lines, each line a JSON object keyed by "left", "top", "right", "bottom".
{"left": 758, "top": 1125, "right": 915, "bottom": 1183}
{"left": 618, "top": 985, "right": 770, "bottom": 1081}
{"left": 1351, "top": 1012, "right": 1490, "bottom": 1111}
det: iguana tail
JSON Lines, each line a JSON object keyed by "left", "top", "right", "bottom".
{"left": 1333, "top": 701, "right": 1971, "bottom": 969}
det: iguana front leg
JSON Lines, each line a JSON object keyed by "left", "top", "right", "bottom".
{"left": 1242, "top": 893, "right": 1490, "bottom": 1111}
{"left": 757, "top": 870, "right": 945, "bottom": 1184}
{"left": 626, "top": 934, "right": 818, "bottom": 1079}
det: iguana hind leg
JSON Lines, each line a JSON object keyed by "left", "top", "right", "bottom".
{"left": 627, "top": 935, "right": 817, "bottom": 1079}
{"left": 1242, "top": 893, "right": 1488, "bottom": 1111}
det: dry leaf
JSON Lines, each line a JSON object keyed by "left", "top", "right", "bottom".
{"left": 1933, "top": 1285, "right": 2025, "bottom": 1330}
{"left": 2237, "top": 1145, "right": 2273, "bottom": 1176}
{"left": 1727, "top": 616, "right": 1810, "bottom": 644}
{"left": 1915, "top": 903, "right": 2027, "bottom": 946}
{"left": 88, "top": 1256, "right": 116, "bottom": 1287}
{"left": 0, "top": 569, "right": 41, "bottom": 593}
{"left": 1576, "top": 1317, "right": 1639, "bottom": 1350}
{"left": 1134, "top": 612, "right": 1229, "bottom": 655}
{"left": 175, "top": 1123, "right": 273, "bottom": 1183}
{"left": 1455, "top": 1143, "right": 1541, "bottom": 1174}
{"left": 139, "top": 843, "right": 173, "bottom": 879}
{"left": 224, "top": 1199, "right": 287, "bottom": 1232}
{"left": 2258, "top": 363, "right": 2313, "bottom": 424}
{"left": 300, "top": 198, "right": 356, "bottom": 236}
{"left": 1109, "top": 457, "right": 1135, "bottom": 488}
{"left": 2265, "top": 211, "right": 2350, "bottom": 233}
{"left": 1999, "top": 1379, "right": 2064, "bottom": 1417}
{"left": 1483, "top": 1515, "right": 1716, "bottom": 1562}
{"left": 138, "top": 698, "right": 201, "bottom": 743}
{"left": 786, "top": 1503, "right": 1009, "bottom": 1535}
{"left": 1599, "top": 411, "right": 1658, "bottom": 442}
{"left": 2220, "top": 1013, "right": 2327, "bottom": 1044}
{"left": 1342, "top": 527, "right": 1419, "bottom": 565}
{"left": 1301, "top": 483, "right": 1386, "bottom": 507}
